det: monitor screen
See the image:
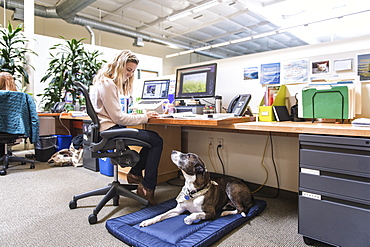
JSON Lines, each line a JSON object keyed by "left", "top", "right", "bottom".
{"left": 175, "top": 63, "right": 217, "bottom": 99}
{"left": 141, "top": 79, "right": 170, "bottom": 99}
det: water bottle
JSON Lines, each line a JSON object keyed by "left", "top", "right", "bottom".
{"left": 215, "top": 95, "right": 222, "bottom": 113}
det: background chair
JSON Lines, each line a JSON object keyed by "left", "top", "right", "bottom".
{"left": 0, "top": 91, "right": 39, "bottom": 175}
{"left": 69, "top": 82, "right": 150, "bottom": 224}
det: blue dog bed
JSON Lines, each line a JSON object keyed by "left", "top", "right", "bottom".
{"left": 106, "top": 198, "right": 266, "bottom": 247}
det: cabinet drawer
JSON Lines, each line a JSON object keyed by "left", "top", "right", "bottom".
{"left": 299, "top": 134, "right": 370, "bottom": 148}
{"left": 299, "top": 196, "right": 370, "bottom": 247}
{"left": 300, "top": 173, "right": 370, "bottom": 203}
{"left": 300, "top": 149, "right": 370, "bottom": 176}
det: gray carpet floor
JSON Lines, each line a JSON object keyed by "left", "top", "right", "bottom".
{"left": 0, "top": 158, "right": 332, "bottom": 247}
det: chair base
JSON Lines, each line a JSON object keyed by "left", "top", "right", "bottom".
{"left": 69, "top": 178, "right": 149, "bottom": 224}
{"left": 0, "top": 153, "right": 35, "bottom": 176}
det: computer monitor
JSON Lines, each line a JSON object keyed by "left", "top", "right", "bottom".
{"left": 174, "top": 63, "right": 217, "bottom": 100}
{"left": 141, "top": 79, "right": 170, "bottom": 99}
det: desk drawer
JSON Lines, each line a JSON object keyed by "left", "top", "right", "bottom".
{"left": 298, "top": 196, "right": 370, "bottom": 247}
{"left": 300, "top": 149, "right": 370, "bottom": 176}
{"left": 300, "top": 173, "right": 370, "bottom": 203}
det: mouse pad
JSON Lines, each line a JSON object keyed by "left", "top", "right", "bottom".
{"left": 106, "top": 198, "right": 266, "bottom": 247}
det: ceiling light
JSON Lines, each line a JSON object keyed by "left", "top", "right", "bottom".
{"left": 167, "top": 11, "right": 192, "bottom": 21}
{"left": 211, "top": 41, "right": 231, "bottom": 48}
{"left": 194, "top": 45, "right": 212, "bottom": 51}
{"left": 166, "top": 53, "right": 180, "bottom": 58}
{"left": 167, "top": 0, "right": 221, "bottom": 22}
{"left": 252, "top": 31, "right": 277, "bottom": 39}
{"left": 192, "top": 0, "right": 219, "bottom": 13}
{"left": 179, "top": 50, "right": 194, "bottom": 55}
{"left": 230, "top": 36, "right": 252, "bottom": 43}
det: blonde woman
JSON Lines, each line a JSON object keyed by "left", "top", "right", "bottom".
{"left": 90, "top": 50, "right": 162, "bottom": 205}
{"left": 0, "top": 72, "right": 17, "bottom": 91}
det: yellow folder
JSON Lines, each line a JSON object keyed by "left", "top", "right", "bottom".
{"left": 259, "top": 85, "right": 286, "bottom": 122}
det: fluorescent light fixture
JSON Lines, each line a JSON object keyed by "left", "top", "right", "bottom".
{"left": 252, "top": 31, "right": 277, "bottom": 39}
{"left": 167, "top": 0, "right": 221, "bottom": 22}
{"left": 211, "top": 41, "right": 230, "bottom": 48}
{"left": 193, "top": 0, "right": 219, "bottom": 13}
{"left": 167, "top": 11, "right": 192, "bottom": 21}
{"left": 179, "top": 50, "right": 194, "bottom": 55}
{"left": 230, "top": 36, "right": 252, "bottom": 44}
{"left": 194, "top": 45, "right": 212, "bottom": 51}
{"left": 166, "top": 53, "right": 180, "bottom": 58}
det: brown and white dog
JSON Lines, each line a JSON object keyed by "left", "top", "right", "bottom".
{"left": 140, "top": 150, "right": 254, "bottom": 227}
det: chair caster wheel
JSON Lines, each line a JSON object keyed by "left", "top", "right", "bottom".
{"left": 0, "top": 170, "right": 6, "bottom": 176}
{"left": 69, "top": 200, "right": 77, "bottom": 209}
{"left": 30, "top": 164, "right": 35, "bottom": 169}
{"left": 303, "top": 236, "right": 315, "bottom": 245}
{"left": 88, "top": 214, "right": 97, "bottom": 224}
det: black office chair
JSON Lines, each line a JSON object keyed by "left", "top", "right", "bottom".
{"left": 0, "top": 91, "right": 39, "bottom": 176}
{"left": 69, "top": 82, "right": 150, "bottom": 224}
{"left": 0, "top": 134, "right": 35, "bottom": 175}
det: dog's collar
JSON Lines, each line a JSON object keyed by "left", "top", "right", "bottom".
{"left": 176, "top": 181, "right": 218, "bottom": 202}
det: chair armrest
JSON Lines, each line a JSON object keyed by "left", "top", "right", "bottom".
{"left": 100, "top": 128, "right": 139, "bottom": 139}
{"left": 90, "top": 128, "right": 142, "bottom": 152}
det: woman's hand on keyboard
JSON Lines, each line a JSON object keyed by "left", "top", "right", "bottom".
{"left": 146, "top": 111, "right": 159, "bottom": 119}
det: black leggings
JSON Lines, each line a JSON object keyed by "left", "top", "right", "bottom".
{"left": 108, "top": 125, "right": 163, "bottom": 190}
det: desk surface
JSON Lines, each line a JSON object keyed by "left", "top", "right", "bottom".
{"left": 42, "top": 112, "right": 370, "bottom": 138}
{"left": 149, "top": 116, "right": 252, "bottom": 126}
{"left": 235, "top": 121, "right": 370, "bottom": 137}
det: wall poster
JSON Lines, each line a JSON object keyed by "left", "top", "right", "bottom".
{"left": 281, "top": 58, "right": 309, "bottom": 84}
{"left": 260, "top": 62, "right": 280, "bottom": 84}
{"left": 243, "top": 66, "right": 259, "bottom": 80}
{"left": 357, "top": 53, "right": 370, "bottom": 81}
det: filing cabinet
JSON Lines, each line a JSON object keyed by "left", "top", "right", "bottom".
{"left": 298, "top": 134, "right": 370, "bottom": 246}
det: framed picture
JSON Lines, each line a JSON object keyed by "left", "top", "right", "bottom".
{"left": 334, "top": 58, "right": 353, "bottom": 71}
{"left": 243, "top": 66, "right": 259, "bottom": 80}
{"left": 357, "top": 53, "right": 370, "bottom": 81}
{"left": 281, "top": 58, "right": 309, "bottom": 84}
{"left": 311, "top": 60, "right": 330, "bottom": 74}
{"left": 260, "top": 62, "right": 280, "bottom": 84}
{"left": 138, "top": 69, "right": 158, "bottom": 79}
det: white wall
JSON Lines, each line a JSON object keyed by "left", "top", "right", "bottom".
{"left": 175, "top": 34, "right": 370, "bottom": 193}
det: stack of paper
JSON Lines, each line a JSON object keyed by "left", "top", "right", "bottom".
{"left": 352, "top": 118, "right": 370, "bottom": 127}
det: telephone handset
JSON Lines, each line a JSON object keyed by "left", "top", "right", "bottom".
{"left": 227, "top": 94, "right": 252, "bottom": 116}
{"left": 51, "top": 102, "right": 66, "bottom": 113}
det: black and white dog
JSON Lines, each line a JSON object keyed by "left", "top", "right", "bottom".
{"left": 140, "top": 150, "right": 254, "bottom": 227}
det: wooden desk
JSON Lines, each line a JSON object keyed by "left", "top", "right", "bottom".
{"left": 234, "top": 121, "right": 370, "bottom": 137}
{"left": 38, "top": 113, "right": 88, "bottom": 136}
{"left": 41, "top": 114, "right": 370, "bottom": 187}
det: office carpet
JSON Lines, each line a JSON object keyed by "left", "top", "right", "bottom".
{"left": 0, "top": 157, "right": 332, "bottom": 247}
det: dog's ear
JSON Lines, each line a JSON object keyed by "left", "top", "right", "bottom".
{"left": 194, "top": 163, "right": 205, "bottom": 174}
{"left": 195, "top": 157, "right": 206, "bottom": 175}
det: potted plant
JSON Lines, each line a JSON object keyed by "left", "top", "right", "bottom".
{"left": 38, "top": 38, "right": 105, "bottom": 111}
{"left": 0, "top": 22, "right": 37, "bottom": 89}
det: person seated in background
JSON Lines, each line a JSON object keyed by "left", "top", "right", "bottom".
{"left": 0, "top": 71, "right": 17, "bottom": 91}
{"left": 90, "top": 50, "right": 163, "bottom": 205}
{"left": 0, "top": 71, "right": 19, "bottom": 155}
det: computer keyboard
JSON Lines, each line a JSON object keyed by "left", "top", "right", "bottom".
{"left": 138, "top": 100, "right": 161, "bottom": 104}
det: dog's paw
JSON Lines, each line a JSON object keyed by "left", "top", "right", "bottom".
{"left": 183, "top": 216, "right": 194, "bottom": 225}
{"left": 139, "top": 219, "right": 154, "bottom": 227}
